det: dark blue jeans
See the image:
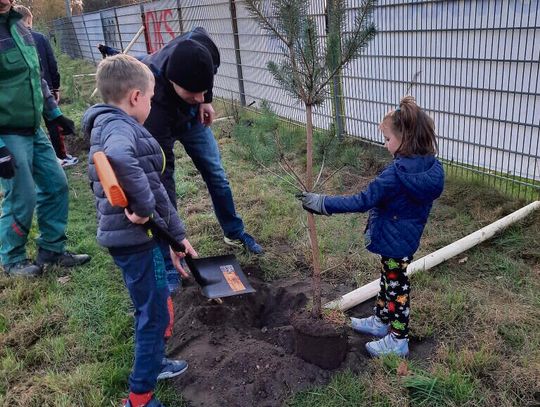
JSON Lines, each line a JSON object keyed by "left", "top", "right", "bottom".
{"left": 157, "top": 239, "right": 181, "bottom": 292}
{"left": 180, "top": 121, "right": 244, "bottom": 238}
{"left": 148, "top": 114, "right": 244, "bottom": 239}
{"left": 112, "top": 246, "right": 169, "bottom": 394}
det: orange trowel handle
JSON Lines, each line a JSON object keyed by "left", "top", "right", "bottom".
{"left": 92, "top": 151, "right": 186, "bottom": 253}
{"left": 93, "top": 151, "right": 129, "bottom": 207}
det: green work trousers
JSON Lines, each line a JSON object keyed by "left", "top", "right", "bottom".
{"left": 0, "top": 129, "right": 68, "bottom": 266}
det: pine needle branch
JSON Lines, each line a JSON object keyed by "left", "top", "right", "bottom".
{"left": 244, "top": 0, "right": 291, "bottom": 47}
{"left": 316, "top": 0, "right": 377, "bottom": 96}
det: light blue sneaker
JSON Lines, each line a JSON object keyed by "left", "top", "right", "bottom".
{"left": 157, "top": 358, "right": 188, "bottom": 380}
{"left": 351, "top": 316, "right": 390, "bottom": 337}
{"left": 365, "top": 333, "right": 409, "bottom": 358}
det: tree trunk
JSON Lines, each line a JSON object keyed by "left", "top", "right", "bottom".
{"left": 305, "top": 104, "right": 323, "bottom": 318}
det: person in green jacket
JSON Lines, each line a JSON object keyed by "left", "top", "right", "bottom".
{"left": 0, "top": 0, "right": 90, "bottom": 277}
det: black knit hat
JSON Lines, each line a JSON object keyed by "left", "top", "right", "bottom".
{"left": 166, "top": 39, "right": 214, "bottom": 93}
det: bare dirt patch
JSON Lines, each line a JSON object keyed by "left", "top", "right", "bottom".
{"left": 166, "top": 266, "right": 436, "bottom": 406}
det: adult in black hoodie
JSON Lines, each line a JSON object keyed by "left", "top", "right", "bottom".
{"left": 140, "top": 27, "right": 262, "bottom": 254}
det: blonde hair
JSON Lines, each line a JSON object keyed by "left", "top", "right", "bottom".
{"left": 13, "top": 4, "right": 32, "bottom": 19}
{"left": 381, "top": 96, "right": 438, "bottom": 156}
{"left": 96, "top": 54, "right": 154, "bottom": 104}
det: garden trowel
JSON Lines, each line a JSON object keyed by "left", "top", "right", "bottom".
{"left": 93, "top": 151, "right": 256, "bottom": 299}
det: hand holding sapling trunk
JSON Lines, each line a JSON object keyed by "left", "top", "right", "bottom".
{"left": 298, "top": 192, "right": 329, "bottom": 215}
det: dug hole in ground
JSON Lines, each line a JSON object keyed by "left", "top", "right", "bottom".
{"left": 165, "top": 264, "right": 435, "bottom": 407}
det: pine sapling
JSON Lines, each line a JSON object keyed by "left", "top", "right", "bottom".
{"left": 245, "top": 0, "right": 377, "bottom": 317}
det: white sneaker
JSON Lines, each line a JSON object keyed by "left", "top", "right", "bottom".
{"left": 366, "top": 333, "right": 409, "bottom": 357}
{"left": 351, "top": 315, "right": 390, "bottom": 337}
{"left": 61, "top": 155, "right": 79, "bottom": 167}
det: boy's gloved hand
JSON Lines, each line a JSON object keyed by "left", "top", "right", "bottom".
{"left": 298, "top": 192, "right": 329, "bottom": 216}
{"left": 0, "top": 146, "right": 15, "bottom": 179}
{"left": 51, "top": 115, "right": 75, "bottom": 135}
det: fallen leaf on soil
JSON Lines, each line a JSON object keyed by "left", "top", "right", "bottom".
{"left": 397, "top": 361, "right": 410, "bottom": 376}
{"left": 57, "top": 276, "right": 71, "bottom": 284}
{"left": 458, "top": 256, "right": 468, "bottom": 264}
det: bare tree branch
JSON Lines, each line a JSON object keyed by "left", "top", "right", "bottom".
{"left": 273, "top": 127, "right": 308, "bottom": 190}
{"left": 316, "top": 164, "right": 346, "bottom": 190}
{"left": 321, "top": 260, "right": 346, "bottom": 275}
{"left": 278, "top": 160, "right": 307, "bottom": 191}
{"left": 253, "top": 157, "right": 304, "bottom": 192}
{"left": 313, "top": 151, "right": 326, "bottom": 189}
{"left": 405, "top": 70, "right": 422, "bottom": 94}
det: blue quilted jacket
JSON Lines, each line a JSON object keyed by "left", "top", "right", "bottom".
{"left": 324, "top": 155, "right": 444, "bottom": 258}
{"left": 84, "top": 104, "right": 186, "bottom": 253}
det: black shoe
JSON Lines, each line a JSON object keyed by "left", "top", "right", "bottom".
{"left": 4, "top": 260, "right": 42, "bottom": 277}
{"left": 36, "top": 248, "right": 91, "bottom": 268}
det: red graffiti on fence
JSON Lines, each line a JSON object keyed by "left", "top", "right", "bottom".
{"left": 144, "top": 9, "right": 176, "bottom": 53}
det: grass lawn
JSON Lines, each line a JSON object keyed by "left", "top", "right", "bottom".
{"left": 0, "top": 54, "right": 538, "bottom": 406}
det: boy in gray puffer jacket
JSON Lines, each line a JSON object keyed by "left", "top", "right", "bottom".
{"left": 84, "top": 54, "right": 197, "bottom": 407}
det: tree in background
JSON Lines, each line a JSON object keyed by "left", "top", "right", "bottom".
{"left": 14, "top": 0, "right": 141, "bottom": 20}
{"left": 79, "top": 0, "right": 140, "bottom": 13}
{"left": 245, "top": 0, "right": 376, "bottom": 318}
{"left": 15, "top": 0, "right": 66, "bottom": 22}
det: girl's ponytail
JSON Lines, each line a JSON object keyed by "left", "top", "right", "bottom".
{"left": 386, "top": 96, "right": 438, "bottom": 156}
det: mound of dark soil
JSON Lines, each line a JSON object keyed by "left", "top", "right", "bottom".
{"left": 166, "top": 266, "right": 434, "bottom": 406}
{"left": 166, "top": 267, "right": 354, "bottom": 406}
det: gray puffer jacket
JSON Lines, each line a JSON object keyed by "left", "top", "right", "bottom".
{"left": 84, "top": 104, "right": 185, "bottom": 251}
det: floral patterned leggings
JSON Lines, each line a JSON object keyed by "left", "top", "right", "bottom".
{"left": 374, "top": 256, "right": 412, "bottom": 339}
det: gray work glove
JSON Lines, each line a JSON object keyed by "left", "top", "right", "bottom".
{"left": 298, "top": 192, "right": 329, "bottom": 216}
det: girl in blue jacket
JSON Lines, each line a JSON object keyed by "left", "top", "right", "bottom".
{"left": 300, "top": 96, "right": 444, "bottom": 357}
